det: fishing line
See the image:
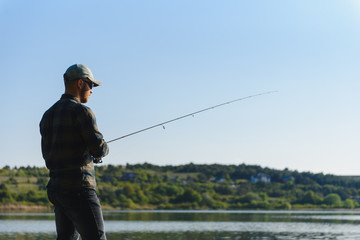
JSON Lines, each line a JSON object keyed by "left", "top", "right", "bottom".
{"left": 107, "top": 91, "right": 278, "bottom": 144}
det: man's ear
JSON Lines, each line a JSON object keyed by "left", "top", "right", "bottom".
{"left": 76, "top": 79, "right": 83, "bottom": 89}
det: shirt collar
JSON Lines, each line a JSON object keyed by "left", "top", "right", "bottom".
{"left": 61, "top": 94, "right": 81, "bottom": 103}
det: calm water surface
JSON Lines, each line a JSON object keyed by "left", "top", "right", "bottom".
{"left": 1, "top": 210, "right": 360, "bottom": 239}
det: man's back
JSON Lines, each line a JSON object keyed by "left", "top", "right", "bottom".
{"left": 40, "top": 94, "right": 108, "bottom": 190}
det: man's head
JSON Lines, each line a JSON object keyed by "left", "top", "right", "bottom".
{"left": 63, "top": 64, "right": 102, "bottom": 103}
{"left": 63, "top": 64, "right": 102, "bottom": 87}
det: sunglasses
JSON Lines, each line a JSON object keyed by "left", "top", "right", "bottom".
{"left": 82, "top": 79, "right": 94, "bottom": 89}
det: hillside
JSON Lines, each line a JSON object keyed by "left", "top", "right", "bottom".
{"left": 1, "top": 163, "right": 360, "bottom": 210}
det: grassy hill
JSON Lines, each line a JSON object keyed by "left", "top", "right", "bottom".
{"left": 1, "top": 163, "right": 360, "bottom": 210}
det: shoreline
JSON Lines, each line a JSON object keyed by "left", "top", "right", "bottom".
{"left": 2, "top": 204, "right": 360, "bottom": 213}
{"left": 0, "top": 204, "right": 52, "bottom": 212}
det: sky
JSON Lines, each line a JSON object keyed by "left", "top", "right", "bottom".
{"left": 1, "top": 0, "right": 360, "bottom": 175}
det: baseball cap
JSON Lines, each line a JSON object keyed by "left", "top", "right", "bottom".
{"left": 64, "top": 64, "right": 103, "bottom": 87}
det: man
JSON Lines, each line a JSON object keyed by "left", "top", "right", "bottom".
{"left": 40, "top": 64, "right": 109, "bottom": 240}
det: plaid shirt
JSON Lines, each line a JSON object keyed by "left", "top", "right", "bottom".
{"left": 40, "top": 94, "right": 109, "bottom": 191}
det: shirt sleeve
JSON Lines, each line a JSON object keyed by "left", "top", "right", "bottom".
{"left": 77, "top": 106, "right": 109, "bottom": 158}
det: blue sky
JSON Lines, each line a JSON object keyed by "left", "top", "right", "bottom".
{"left": 1, "top": 0, "right": 360, "bottom": 175}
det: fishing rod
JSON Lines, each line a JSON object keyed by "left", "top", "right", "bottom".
{"left": 107, "top": 90, "right": 277, "bottom": 144}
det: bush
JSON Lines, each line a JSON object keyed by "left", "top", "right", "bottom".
{"left": 323, "top": 193, "right": 342, "bottom": 207}
{"left": 237, "top": 192, "right": 261, "bottom": 204}
{"left": 174, "top": 188, "right": 202, "bottom": 204}
{"left": 214, "top": 184, "right": 233, "bottom": 195}
{"left": 344, "top": 199, "right": 356, "bottom": 209}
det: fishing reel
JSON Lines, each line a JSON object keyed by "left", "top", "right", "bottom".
{"left": 94, "top": 158, "right": 103, "bottom": 164}
{"left": 91, "top": 156, "right": 103, "bottom": 164}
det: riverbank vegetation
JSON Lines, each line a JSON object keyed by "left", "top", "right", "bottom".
{"left": 1, "top": 163, "right": 360, "bottom": 210}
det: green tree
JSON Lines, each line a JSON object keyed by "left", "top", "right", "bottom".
{"left": 37, "top": 177, "right": 48, "bottom": 190}
{"left": 174, "top": 188, "right": 202, "bottom": 204}
{"left": 0, "top": 184, "right": 14, "bottom": 203}
{"left": 6, "top": 177, "right": 18, "bottom": 185}
{"left": 155, "top": 184, "right": 182, "bottom": 197}
{"left": 323, "top": 193, "right": 342, "bottom": 207}
{"left": 301, "top": 190, "right": 316, "bottom": 204}
{"left": 344, "top": 199, "right": 355, "bottom": 209}
{"left": 214, "top": 184, "right": 233, "bottom": 195}
{"left": 238, "top": 192, "right": 261, "bottom": 203}
{"left": 259, "top": 192, "right": 268, "bottom": 203}
{"left": 123, "top": 183, "right": 135, "bottom": 197}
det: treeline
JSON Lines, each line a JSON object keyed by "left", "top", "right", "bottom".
{"left": 1, "top": 163, "right": 360, "bottom": 210}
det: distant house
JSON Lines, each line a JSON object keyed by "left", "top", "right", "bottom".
{"left": 229, "top": 182, "right": 238, "bottom": 189}
{"left": 121, "top": 172, "right": 138, "bottom": 181}
{"left": 250, "top": 173, "right": 271, "bottom": 184}
{"left": 170, "top": 176, "right": 180, "bottom": 181}
{"left": 282, "top": 175, "right": 295, "bottom": 183}
{"left": 211, "top": 175, "right": 226, "bottom": 183}
{"left": 181, "top": 177, "right": 195, "bottom": 185}
{"left": 236, "top": 179, "right": 249, "bottom": 187}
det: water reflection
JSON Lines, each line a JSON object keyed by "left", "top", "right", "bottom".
{"left": 1, "top": 210, "right": 360, "bottom": 240}
{"left": 103, "top": 210, "right": 360, "bottom": 224}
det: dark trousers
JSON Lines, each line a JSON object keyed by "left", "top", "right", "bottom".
{"left": 47, "top": 189, "right": 106, "bottom": 240}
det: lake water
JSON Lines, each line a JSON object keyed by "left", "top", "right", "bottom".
{"left": 1, "top": 210, "right": 360, "bottom": 239}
